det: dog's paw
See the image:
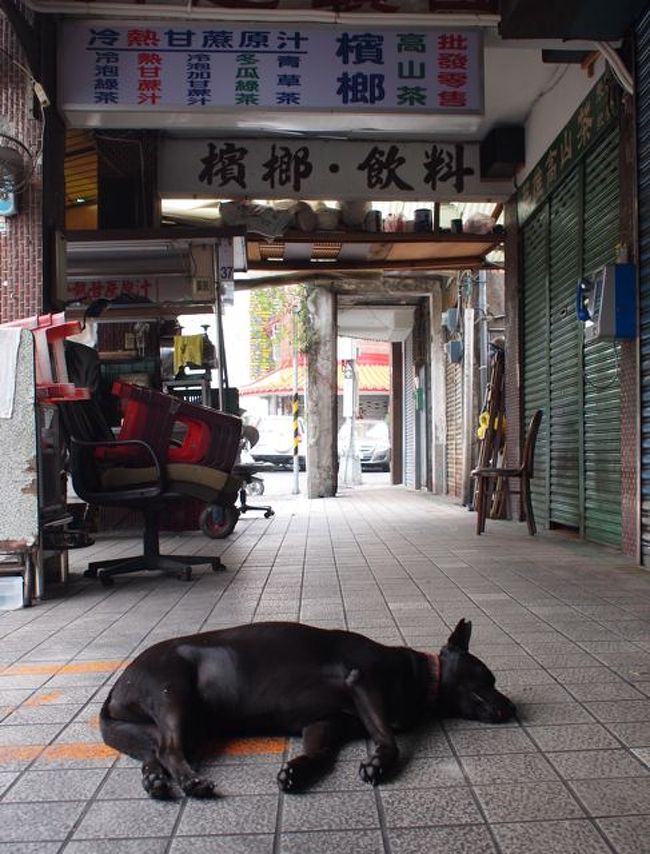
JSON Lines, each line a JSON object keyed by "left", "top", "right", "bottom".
{"left": 182, "top": 776, "right": 219, "bottom": 799}
{"left": 277, "top": 757, "right": 313, "bottom": 793}
{"left": 277, "top": 762, "right": 294, "bottom": 792}
{"left": 142, "top": 770, "right": 175, "bottom": 800}
{"left": 359, "top": 756, "right": 384, "bottom": 787}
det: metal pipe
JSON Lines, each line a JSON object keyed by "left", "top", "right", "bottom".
{"left": 478, "top": 269, "right": 489, "bottom": 406}
{"left": 461, "top": 307, "right": 475, "bottom": 507}
{"left": 292, "top": 306, "right": 300, "bottom": 496}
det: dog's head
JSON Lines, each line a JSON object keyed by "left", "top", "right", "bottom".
{"left": 436, "top": 619, "right": 516, "bottom": 724}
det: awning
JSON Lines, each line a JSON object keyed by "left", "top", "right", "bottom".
{"left": 240, "top": 363, "right": 389, "bottom": 396}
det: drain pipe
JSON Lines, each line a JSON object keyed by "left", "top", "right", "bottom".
{"left": 461, "top": 305, "right": 475, "bottom": 508}
{"left": 478, "top": 270, "right": 489, "bottom": 407}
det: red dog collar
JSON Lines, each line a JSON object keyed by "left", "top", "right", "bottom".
{"left": 425, "top": 652, "right": 441, "bottom": 703}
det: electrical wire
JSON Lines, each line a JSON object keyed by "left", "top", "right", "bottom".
{"left": 596, "top": 41, "right": 634, "bottom": 96}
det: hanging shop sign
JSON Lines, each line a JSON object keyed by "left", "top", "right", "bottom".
{"left": 159, "top": 138, "right": 511, "bottom": 200}
{"left": 517, "top": 71, "right": 620, "bottom": 224}
{"left": 62, "top": 276, "right": 206, "bottom": 304}
{"left": 60, "top": 21, "right": 483, "bottom": 115}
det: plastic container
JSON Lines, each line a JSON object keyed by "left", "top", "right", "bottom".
{"left": 0, "top": 576, "right": 24, "bottom": 610}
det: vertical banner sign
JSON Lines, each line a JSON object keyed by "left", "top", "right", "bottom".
{"left": 217, "top": 238, "right": 235, "bottom": 306}
{"left": 61, "top": 22, "right": 483, "bottom": 115}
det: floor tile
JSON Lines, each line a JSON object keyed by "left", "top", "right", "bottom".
{"left": 382, "top": 756, "right": 465, "bottom": 789}
{"left": 447, "top": 728, "right": 535, "bottom": 755}
{"left": 380, "top": 786, "right": 483, "bottom": 828}
{"left": 63, "top": 840, "right": 169, "bottom": 854}
{"left": 177, "top": 795, "right": 278, "bottom": 835}
{"left": 473, "top": 781, "right": 585, "bottom": 822}
{"left": 492, "top": 819, "right": 611, "bottom": 854}
{"left": 460, "top": 752, "right": 559, "bottom": 785}
{"left": 2, "top": 768, "right": 107, "bottom": 801}
{"left": 170, "top": 836, "right": 275, "bottom": 854}
{"left": 547, "top": 749, "right": 650, "bottom": 780}
{"left": 281, "top": 791, "right": 379, "bottom": 831}
{"left": 0, "top": 800, "right": 85, "bottom": 841}
{"left": 388, "top": 824, "right": 496, "bottom": 854}
{"left": 73, "top": 798, "right": 181, "bottom": 839}
{"left": 526, "top": 723, "right": 621, "bottom": 751}
{"left": 569, "top": 777, "right": 650, "bottom": 817}
{"left": 597, "top": 815, "right": 650, "bottom": 854}
{"left": 280, "top": 829, "right": 384, "bottom": 853}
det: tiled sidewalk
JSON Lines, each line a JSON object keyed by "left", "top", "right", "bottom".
{"left": 1, "top": 486, "right": 650, "bottom": 853}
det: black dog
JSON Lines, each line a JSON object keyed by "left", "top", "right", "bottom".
{"left": 100, "top": 618, "right": 515, "bottom": 799}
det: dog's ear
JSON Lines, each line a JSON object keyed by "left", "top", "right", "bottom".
{"left": 447, "top": 618, "right": 472, "bottom": 651}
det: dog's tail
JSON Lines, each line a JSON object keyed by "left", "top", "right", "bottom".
{"left": 100, "top": 689, "right": 158, "bottom": 762}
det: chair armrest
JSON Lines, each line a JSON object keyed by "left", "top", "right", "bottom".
{"left": 70, "top": 437, "right": 166, "bottom": 502}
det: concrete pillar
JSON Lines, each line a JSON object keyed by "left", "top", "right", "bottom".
{"left": 305, "top": 285, "right": 337, "bottom": 498}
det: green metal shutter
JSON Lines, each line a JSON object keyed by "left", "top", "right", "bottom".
{"left": 522, "top": 206, "right": 550, "bottom": 529}
{"left": 638, "top": 9, "right": 650, "bottom": 561}
{"left": 549, "top": 169, "right": 582, "bottom": 528}
{"left": 582, "top": 129, "right": 622, "bottom": 547}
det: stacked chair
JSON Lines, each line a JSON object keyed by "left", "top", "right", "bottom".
{"left": 62, "top": 382, "right": 242, "bottom": 587}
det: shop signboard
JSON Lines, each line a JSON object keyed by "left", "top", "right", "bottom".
{"left": 159, "top": 137, "right": 511, "bottom": 200}
{"left": 61, "top": 21, "right": 483, "bottom": 115}
{"left": 62, "top": 276, "right": 205, "bottom": 304}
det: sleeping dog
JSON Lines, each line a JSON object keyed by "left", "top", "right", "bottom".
{"left": 100, "top": 618, "right": 515, "bottom": 799}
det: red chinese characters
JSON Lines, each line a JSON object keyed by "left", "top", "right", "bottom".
{"left": 436, "top": 32, "right": 468, "bottom": 109}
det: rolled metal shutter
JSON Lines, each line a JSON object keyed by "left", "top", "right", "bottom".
{"left": 404, "top": 333, "right": 416, "bottom": 488}
{"left": 582, "top": 129, "right": 622, "bottom": 547}
{"left": 549, "top": 169, "right": 582, "bottom": 528}
{"left": 637, "top": 9, "right": 650, "bottom": 561}
{"left": 522, "top": 206, "right": 550, "bottom": 529}
{"left": 445, "top": 360, "right": 463, "bottom": 497}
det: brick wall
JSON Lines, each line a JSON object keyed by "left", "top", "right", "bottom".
{"left": 0, "top": 8, "right": 43, "bottom": 322}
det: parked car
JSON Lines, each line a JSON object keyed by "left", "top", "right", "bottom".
{"left": 338, "top": 418, "right": 391, "bottom": 471}
{"left": 251, "top": 415, "right": 306, "bottom": 470}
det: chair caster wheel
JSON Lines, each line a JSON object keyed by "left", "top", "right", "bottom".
{"left": 264, "top": 510, "right": 275, "bottom": 518}
{"left": 211, "top": 560, "right": 224, "bottom": 572}
{"left": 179, "top": 567, "right": 192, "bottom": 582}
{"left": 84, "top": 567, "right": 98, "bottom": 578}
{"left": 99, "top": 574, "right": 114, "bottom": 587}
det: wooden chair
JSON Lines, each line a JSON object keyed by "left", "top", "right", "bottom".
{"left": 472, "top": 410, "right": 543, "bottom": 536}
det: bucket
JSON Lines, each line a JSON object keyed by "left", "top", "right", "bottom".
{"left": 0, "top": 576, "right": 24, "bottom": 610}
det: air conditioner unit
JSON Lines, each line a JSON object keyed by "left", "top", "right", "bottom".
{"left": 445, "top": 340, "right": 464, "bottom": 363}
{"left": 442, "top": 308, "right": 460, "bottom": 334}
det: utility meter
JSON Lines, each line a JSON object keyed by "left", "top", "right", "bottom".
{"left": 576, "top": 262, "right": 636, "bottom": 342}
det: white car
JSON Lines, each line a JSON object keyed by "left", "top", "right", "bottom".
{"left": 338, "top": 419, "right": 391, "bottom": 471}
{"left": 251, "top": 415, "right": 306, "bottom": 470}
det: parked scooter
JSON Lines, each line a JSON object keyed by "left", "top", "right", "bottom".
{"left": 199, "top": 424, "right": 275, "bottom": 538}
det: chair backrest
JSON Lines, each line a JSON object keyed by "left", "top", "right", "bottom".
{"left": 521, "top": 410, "right": 543, "bottom": 478}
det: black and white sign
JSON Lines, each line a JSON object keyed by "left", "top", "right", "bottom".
{"left": 159, "top": 137, "right": 511, "bottom": 201}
